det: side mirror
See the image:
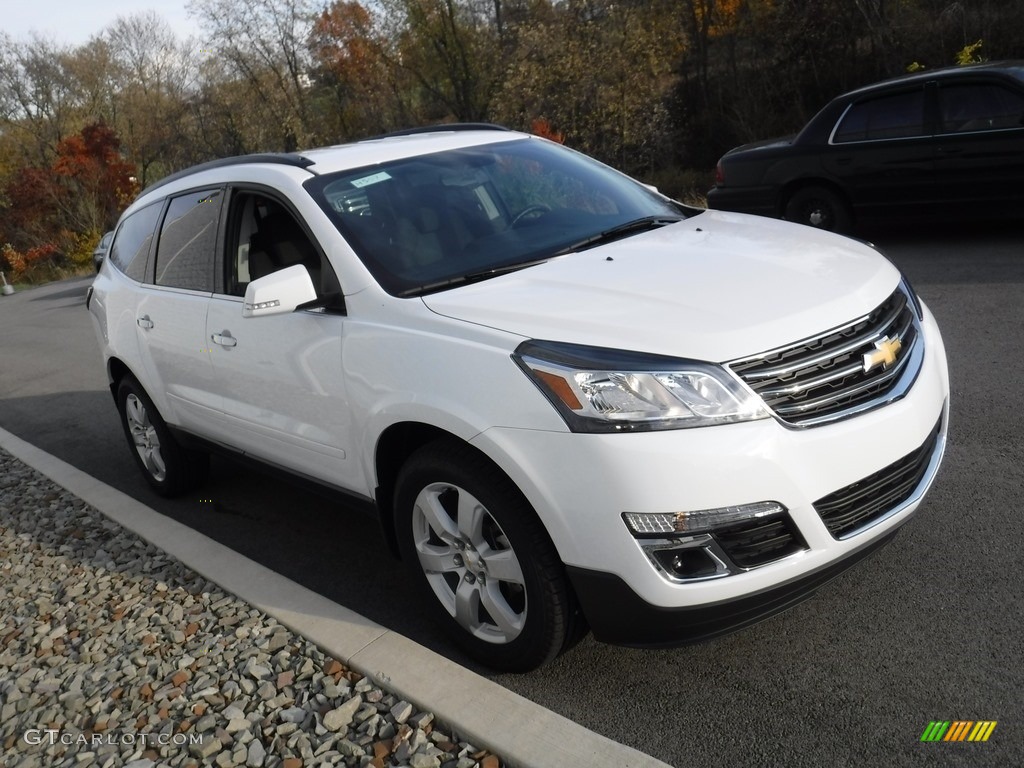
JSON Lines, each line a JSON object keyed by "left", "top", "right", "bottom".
{"left": 242, "top": 264, "right": 317, "bottom": 318}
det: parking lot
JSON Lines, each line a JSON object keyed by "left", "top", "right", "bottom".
{"left": 1, "top": 219, "right": 1021, "bottom": 767}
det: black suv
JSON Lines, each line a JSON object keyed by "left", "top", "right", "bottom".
{"left": 707, "top": 61, "right": 1024, "bottom": 232}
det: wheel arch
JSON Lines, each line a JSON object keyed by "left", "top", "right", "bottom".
{"left": 373, "top": 421, "right": 550, "bottom": 562}
{"left": 106, "top": 357, "right": 141, "bottom": 401}
{"left": 374, "top": 422, "right": 466, "bottom": 558}
{"left": 779, "top": 177, "right": 854, "bottom": 221}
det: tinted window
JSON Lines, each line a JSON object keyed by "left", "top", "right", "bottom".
{"left": 833, "top": 90, "right": 925, "bottom": 143}
{"left": 938, "top": 83, "right": 1024, "bottom": 133}
{"left": 310, "top": 138, "right": 684, "bottom": 295}
{"left": 108, "top": 203, "right": 160, "bottom": 281}
{"left": 154, "top": 189, "right": 221, "bottom": 292}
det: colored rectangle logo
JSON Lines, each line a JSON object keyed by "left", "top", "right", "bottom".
{"left": 921, "top": 721, "right": 996, "bottom": 742}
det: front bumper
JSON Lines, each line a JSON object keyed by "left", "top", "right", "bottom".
{"left": 567, "top": 529, "right": 898, "bottom": 646}
{"left": 470, "top": 302, "right": 949, "bottom": 646}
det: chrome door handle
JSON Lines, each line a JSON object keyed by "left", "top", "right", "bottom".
{"left": 137, "top": 315, "right": 154, "bottom": 329}
{"left": 211, "top": 331, "right": 237, "bottom": 348}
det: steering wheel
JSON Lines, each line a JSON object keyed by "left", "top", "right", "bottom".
{"left": 510, "top": 204, "right": 552, "bottom": 227}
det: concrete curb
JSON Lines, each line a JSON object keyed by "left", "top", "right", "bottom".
{"left": 0, "top": 426, "right": 671, "bottom": 768}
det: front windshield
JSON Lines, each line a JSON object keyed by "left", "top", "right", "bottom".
{"left": 308, "top": 137, "right": 687, "bottom": 296}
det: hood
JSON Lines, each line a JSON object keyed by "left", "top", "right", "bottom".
{"left": 422, "top": 210, "right": 900, "bottom": 363}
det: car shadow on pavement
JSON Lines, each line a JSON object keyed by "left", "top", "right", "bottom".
{"left": 27, "top": 276, "right": 93, "bottom": 304}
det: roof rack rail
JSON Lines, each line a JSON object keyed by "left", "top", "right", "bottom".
{"left": 367, "top": 123, "right": 512, "bottom": 140}
{"left": 141, "top": 153, "right": 316, "bottom": 196}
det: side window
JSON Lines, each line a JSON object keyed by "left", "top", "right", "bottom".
{"left": 225, "top": 191, "right": 339, "bottom": 301}
{"left": 108, "top": 202, "right": 161, "bottom": 282}
{"left": 154, "top": 189, "right": 220, "bottom": 292}
{"left": 833, "top": 90, "right": 925, "bottom": 143}
{"left": 938, "top": 83, "right": 1024, "bottom": 134}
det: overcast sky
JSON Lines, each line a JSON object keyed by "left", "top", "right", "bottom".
{"left": 5, "top": 0, "right": 202, "bottom": 45}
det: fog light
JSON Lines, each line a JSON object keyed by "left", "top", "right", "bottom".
{"left": 640, "top": 535, "right": 730, "bottom": 582}
{"left": 654, "top": 547, "right": 722, "bottom": 579}
{"left": 622, "top": 501, "right": 785, "bottom": 537}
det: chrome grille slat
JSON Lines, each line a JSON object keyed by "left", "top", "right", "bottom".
{"left": 728, "top": 288, "right": 922, "bottom": 426}
{"left": 772, "top": 348, "right": 913, "bottom": 416}
{"left": 758, "top": 360, "right": 865, "bottom": 398}
{"left": 738, "top": 298, "right": 907, "bottom": 381}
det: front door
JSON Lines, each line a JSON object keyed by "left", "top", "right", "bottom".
{"left": 204, "top": 189, "right": 359, "bottom": 491}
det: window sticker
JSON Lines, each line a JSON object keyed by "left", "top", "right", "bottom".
{"left": 350, "top": 171, "right": 392, "bottom": 189}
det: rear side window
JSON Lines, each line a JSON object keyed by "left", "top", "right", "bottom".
{"left": 108, "top": 203, "right": 161, "bottom": 281}
{"left": 833, "top": 90, "right": 926, "bottom": 143}
{"left": 154, "top": 189, "right": 221, "bottom": 292}
{"left": 938, "top": 83, "right": 1024, "bottom": 134}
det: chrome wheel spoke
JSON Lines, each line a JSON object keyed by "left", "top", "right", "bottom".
{"left": 454, "top": 576, "right": 480, "bottom": 630}
{"left": 411, "top": 480, "right": 529, "bottom": 645}
{"left": 125, "top": 394, "right": 166, "bottom": 481}
{"left": 417, "top": 545, "right": 460, "bottom": 575}
{"left": 456, "top": 491, "right": 486, "bottom": 546}
{"left": 145, "top": 441, "right": 166, "bottom": 479}
{"left": 479, "top": 581, "right": 524, "bottom": 637}
{"left": 480, "top": 547, "right": 525, "bottom": 585}
{"left": 417, "top": 488, "right": 460, "bottom": 542}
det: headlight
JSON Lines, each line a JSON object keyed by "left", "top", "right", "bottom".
{"left": 513, "top": 340, "right": 770, "bottom": 433}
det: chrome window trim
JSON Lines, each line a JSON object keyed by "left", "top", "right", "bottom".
{"left": 828, "top": 100, "right": 929, "bottom": 146}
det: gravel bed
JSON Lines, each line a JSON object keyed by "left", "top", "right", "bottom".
{"left": 0, "top": 448, "right": 504, "bottom": 768}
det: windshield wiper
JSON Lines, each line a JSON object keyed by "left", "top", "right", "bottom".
{"left": 551, "top": 215, "right": 684, "bottom": 256}
{"left": 398, "top": 258, "right": 548, "bottom": 297}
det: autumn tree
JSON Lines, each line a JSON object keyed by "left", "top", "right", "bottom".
{"left": 493, "top": 0, "right": 684, "bottom": 176}
{"left": 309, "top": 1, "right": 405, "bottom": 139}
{"left": 106, "top": 12, "right": 198, "bottom": 186}
{"left": 186, "top": 0, "right": 318, "bottom": 151}
{"left": 380, "top": 0, "right": 502, "bottom": 123}
{"left": 0, "top": 34, "right": 81, "bottom": 165}
{"left": 2, "top": 121, "right": 136, "bottom": 278}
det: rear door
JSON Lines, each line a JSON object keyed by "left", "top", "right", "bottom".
{"left": 134, "top": 188, "right": 222, "bottom": 434}
{"left": 931, "top": 77, "right": 1024, "bottom": 211}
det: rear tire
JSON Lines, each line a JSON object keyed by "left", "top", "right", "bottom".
{"left": 116, "top": 377, "right": 209, "bottom": 497}
{"left": 394, "top": 439, "right": 583, "bottom": 672}
{"left": 784, "top": 185, "right": 853, "bottom": 233}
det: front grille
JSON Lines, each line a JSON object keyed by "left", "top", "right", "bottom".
{"left": 814, "top": 418, "right": 942, "bottom": 539}
{"left": 729, "top": 288, "right": 919, "bottom": 426}
{"left": 714, "top": 514, "right": 807, "bottom": 568}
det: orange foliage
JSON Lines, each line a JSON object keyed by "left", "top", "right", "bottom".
{"left": 530, "top": 118, "right": 565, "bottom": 144}
{"left": 53, "top": 122, "right": 137, "bottom": 211}
{"left": 310, "top": 1, "right": 379, "bottom": 78}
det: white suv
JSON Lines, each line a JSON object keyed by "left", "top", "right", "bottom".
{"left": 87, "top": 125, "right": 949, "bottom": 671}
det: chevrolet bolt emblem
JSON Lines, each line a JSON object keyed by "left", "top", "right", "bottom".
{"left": 863, "top": 336, "right": 902, "bottom": 373}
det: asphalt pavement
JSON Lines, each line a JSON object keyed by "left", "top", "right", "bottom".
{"left": 1, "top": 218, "right": 1022, "bottom": 767}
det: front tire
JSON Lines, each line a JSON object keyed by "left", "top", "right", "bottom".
{"left": 394, "top": 439, "right": 581, "bottom": 672}
{"left": 784, "top": 185, "right": 852, "bottom": 233}
{"left": 116, "top": 377, "right": 209, "bottom": 497}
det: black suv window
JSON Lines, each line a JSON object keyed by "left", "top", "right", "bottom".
{"left": 224, "top": 191, "right": 340, "bottom": 301}
{"left": 833, "top": 89, "right": 926, "bottom": 143}
{"left": 109, "top": 202, "right": 161, "bottom": 281}
{"left": 154, "top": 189, "right": 221, "bottom": 292}
{"left": 938, "top": 83, "right": 1024, "bottom": 134}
